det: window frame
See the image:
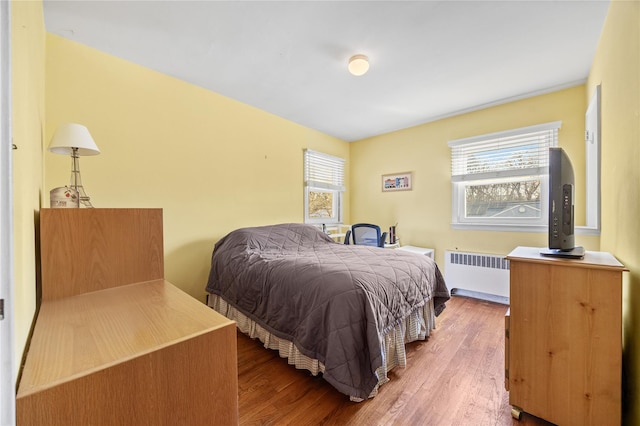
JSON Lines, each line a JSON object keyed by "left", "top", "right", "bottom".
{"left": 448, "top": 121, "right": 561, "bottom": 231}
{"left": 584, "top": 85, "right": 601, "bottom": 232}
{"left": 303, "top": 149, "right": 345, "bottom": 225}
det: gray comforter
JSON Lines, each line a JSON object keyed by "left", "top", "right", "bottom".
{"left": 205, "top": 223, "right": 449, "bottom": 400}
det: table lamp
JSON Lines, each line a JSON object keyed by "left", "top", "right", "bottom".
{"left": 48, "top": 123, "right": 100, "bottom": 207}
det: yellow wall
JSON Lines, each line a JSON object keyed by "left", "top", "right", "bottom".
{"left": 44, "top": 34, "right": 350, "bottom": 300}
{"left": 11, "top": 0, "right": 45, "bottom": 375}
{"left": 350, "top": 85, "right": 599, "bottom": 268}
{"left": 15, "top": 1, "right": 639, "bottom": 420}
{"left": 350, "top": 1, "right": 639, "bottom": 421}
{"left": 587, "top": 1, "right": 640, "bottom": 423}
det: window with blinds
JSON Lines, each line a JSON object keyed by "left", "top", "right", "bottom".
{"left": 303, "top": 149, "right": 345, "bottom": 224}
{"left": 448, "top": 121, "right": 561, "bottom": 228}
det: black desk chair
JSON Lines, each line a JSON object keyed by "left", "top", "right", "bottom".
{"left": 344, "top": 223, "right": 387, "bottom": 248}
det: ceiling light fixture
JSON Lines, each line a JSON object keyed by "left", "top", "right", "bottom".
{"left": 348, "top": 54, "right": 369, "bottom": 76}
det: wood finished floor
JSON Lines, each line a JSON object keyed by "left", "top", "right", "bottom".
{"left": 236, "top": 295, "right": 554, "bottom": 426}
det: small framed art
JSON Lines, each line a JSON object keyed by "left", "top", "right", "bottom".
{"left": 382, "top": 172, "right": 412, "bottom": 192}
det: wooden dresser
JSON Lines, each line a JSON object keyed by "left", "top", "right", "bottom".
{"left": 16, "top": 208, "right": 239, "bottom": 425}
{"left": 505, "top": 246, "right": 626, "bottom": 425}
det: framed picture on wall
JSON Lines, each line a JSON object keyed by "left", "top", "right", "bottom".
{"left": 382, "top": 172, "right": 412, "bottom": 192}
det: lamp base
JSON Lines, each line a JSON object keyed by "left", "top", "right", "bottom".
{"left": 69, "top": 149, "right": 94, "bottom": 208}
{"left": 50, "top": 187, "right": 79, "bottom": 208}
{"left": 74, "top": 186, "right": 94, "bottom": 208}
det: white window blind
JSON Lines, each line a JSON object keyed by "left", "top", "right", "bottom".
{"left": 448, "top": 121, "right": 561, "bottom": 182}
{"left": 304, "top": 149, "right": 345, "bottom": 191}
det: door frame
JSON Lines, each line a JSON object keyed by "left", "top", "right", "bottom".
{"left": 0, "top": 0, "right": 16, "bottom": 424}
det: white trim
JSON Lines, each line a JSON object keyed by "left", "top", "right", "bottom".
{"left": 303, "top": 186, "right": 342, "bottom": 225}
{"left": 303, "top": 149, "right": 345, "bottom": 224}
{"left": 451, "top": 167, "right": 547, "bottom": 183}
{"left": 576, "top": 225, "right": 601, "bottom": 237}
{"left": 448, "top": 121, "right": 562, "bottom": 147}
{"left": 0, "top": 0, "right": 16, "bottom": 424}
{"left": 449, "top": 121, "right": 561, "bottom": 229}
{"left": 451, "top": 223, "right": 546, "bottom": 233}
{"left": 451, "top": 223, "right": 600, "bottom": 236}
{"left": 303, "top": 149, "right": 345, "bottom": 191}
{"left": 585, "top": 85, "right": 601, "bottom": 231}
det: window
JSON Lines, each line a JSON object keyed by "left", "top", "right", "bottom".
{"left": 448, "top": 121, "right": 561, "bottom": 230}
{"left": 304, "top": 149, "right": 345, "bottom": 224}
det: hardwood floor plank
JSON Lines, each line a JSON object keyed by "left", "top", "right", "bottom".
{"left": 235, "top": 296, "right": 554, "bottom": 425}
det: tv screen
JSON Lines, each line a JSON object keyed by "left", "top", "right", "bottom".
{"left": 541, "top": 147, "right": 584, "bottom": 259}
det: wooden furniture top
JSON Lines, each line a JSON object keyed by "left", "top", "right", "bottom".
{"left": 17, "top": 278, "right": 234, "bottom": 398}
{"left": 507, "top": 246, "right": 626, "bottom": 271}
{"left": 40, "top": 208, "right": 164, "bottom": 300}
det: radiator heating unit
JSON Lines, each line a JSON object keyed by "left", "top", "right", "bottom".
{"left": 444, "top": 250, "right": 510, "bottom": 304}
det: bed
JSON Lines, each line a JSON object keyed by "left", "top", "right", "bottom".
{"left": 205, "top": 223, "right": 450, "bottom": 401}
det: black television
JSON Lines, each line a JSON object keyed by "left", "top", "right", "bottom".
{"left": 540, "top": 147, "right": 585, "bottom": 259}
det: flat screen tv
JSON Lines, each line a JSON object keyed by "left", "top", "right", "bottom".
{"left": 540, "top": 147, "right": 585, "bottom": 259}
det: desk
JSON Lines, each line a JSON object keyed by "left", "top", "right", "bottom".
{"left": 328, "top": 232, "right": 346, "bottom": 242}
{"left": 326, "top": 224, "right": 351, "bottom": 243}
{"left": 384, "top": 241, "right": 401, "bottom": 249}
{"left": 396, "top": 245, "right": 434, "bottom": 258}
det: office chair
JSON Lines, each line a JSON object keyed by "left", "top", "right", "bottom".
{"left": 345, "top": 223, "right": 387, "bottom": 247}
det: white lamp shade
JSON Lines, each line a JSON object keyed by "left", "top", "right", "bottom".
{"left": 348, "top": 54, "right": 369, "bottom": 76}
{"left": 48, "top": 123, "right": 100, "bottom": 156}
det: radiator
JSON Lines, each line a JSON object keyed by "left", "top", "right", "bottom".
{"left": 444, "top": 250, "right": 510, "bottom": 304}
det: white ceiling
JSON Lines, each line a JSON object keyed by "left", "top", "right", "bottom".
{"left": 42, "top": 0, "right": 610, "bottom": 142}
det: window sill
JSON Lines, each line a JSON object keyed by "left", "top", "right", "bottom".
{"left": 451, "top": 223, "right": 601, "bottom": 236}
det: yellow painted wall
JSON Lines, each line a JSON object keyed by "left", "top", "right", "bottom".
{"left": 350, "top": 85, "right": 599, "bottom": 268}
{"left": 587, "top": 1, "right": 640, "bottom": 423}
{"left": 11, "top": 0, "right": 45, "bottom": 376}
{"left": 16, "top": 2, "right": 638, "bottom": 420}
{"left": 44, "top": 34, "right": 350, "bottom": 301}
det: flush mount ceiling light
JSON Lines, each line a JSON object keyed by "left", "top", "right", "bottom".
{"left": 348, "top": 54, "right": 369, "bottom": 76}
